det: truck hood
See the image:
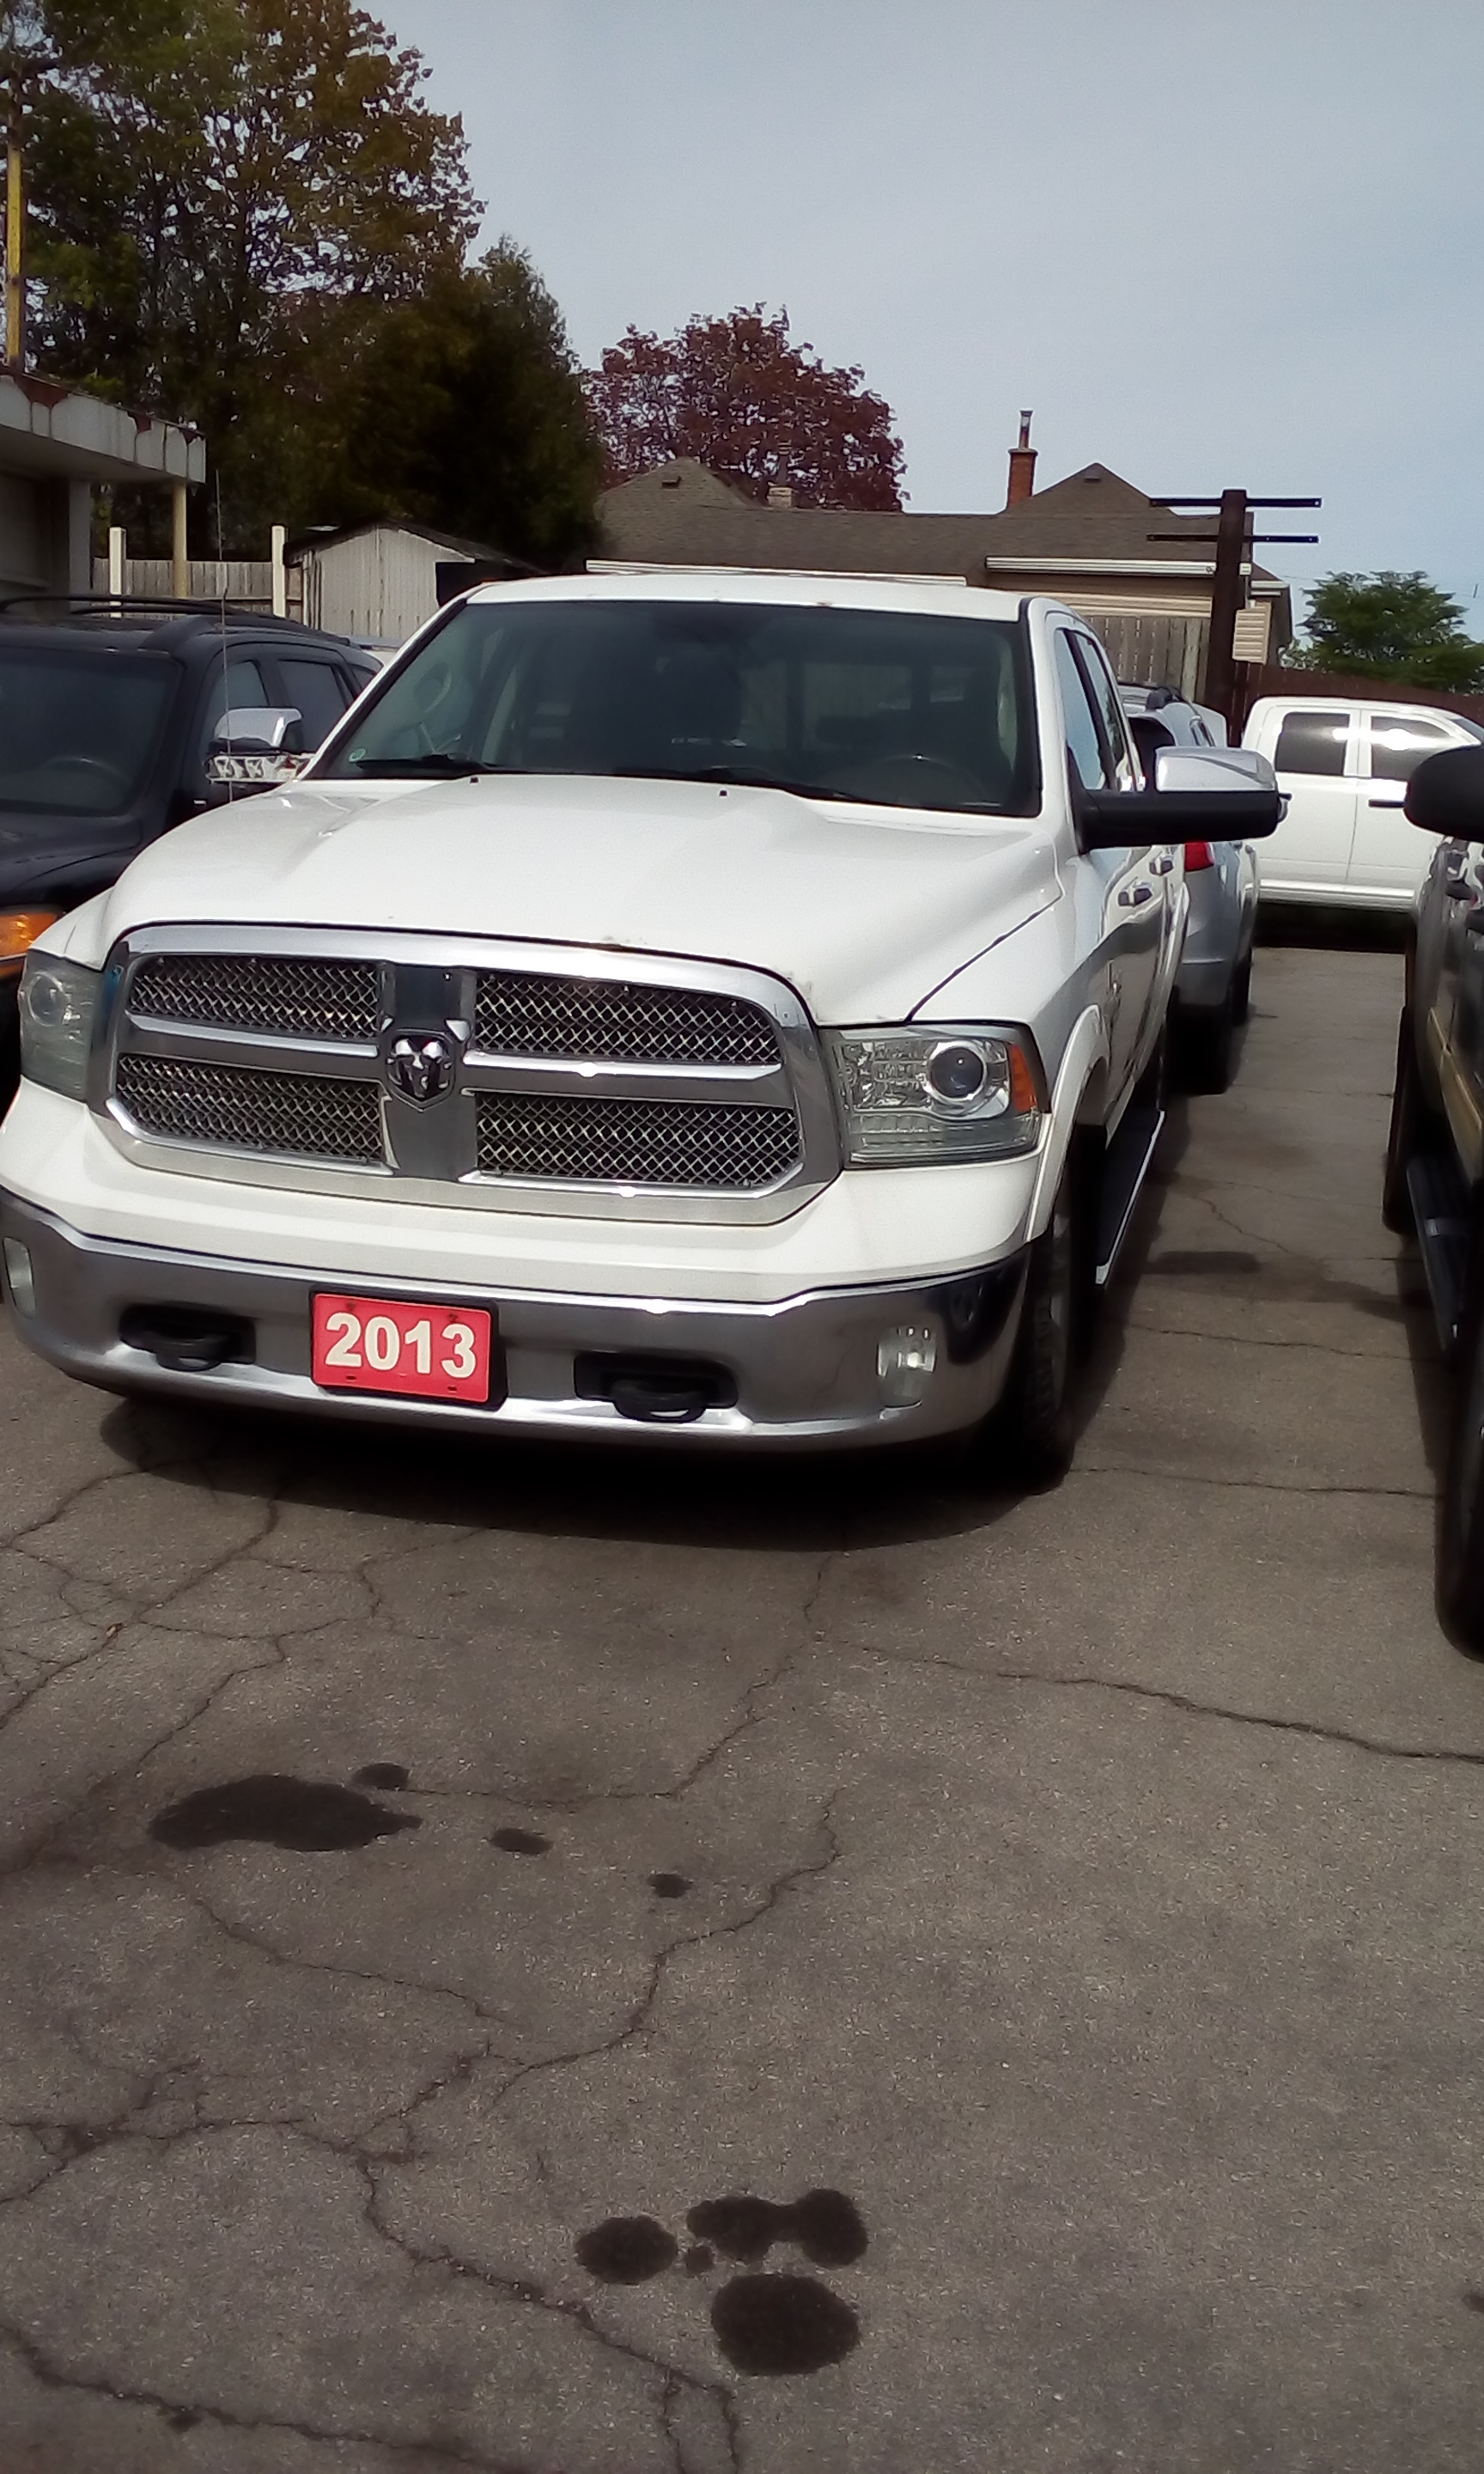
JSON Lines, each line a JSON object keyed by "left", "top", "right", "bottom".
{"left": 79, "top": 772, "right": 1061, "bottom": 1024}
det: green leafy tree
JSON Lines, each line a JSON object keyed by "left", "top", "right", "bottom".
{"left": 1287, "top": 570, "right": 1484, "bottom": 693}
{"left": 319, "top": 245, "right": 603, "bottom": 568}
{"left": 2, "top": 0, "right": 481, "bottom": 546}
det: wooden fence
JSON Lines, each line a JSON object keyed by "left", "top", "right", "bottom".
{"left": 89, "top": 558, "right": 277, "bottom": 610}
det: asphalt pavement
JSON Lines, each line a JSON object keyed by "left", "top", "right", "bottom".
{"left": 2, "top": 939, "right": 1482, "bottom": 2473}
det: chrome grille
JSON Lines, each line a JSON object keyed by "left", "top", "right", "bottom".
{"left": 475, "top": 971, "right": 779, "bottom": 1066}
{"left": 115, "top": 1053, "right": 383, "bottom": 1164}
{"left": 476, "top": 1092, "right": 800, "bottom": 1188}
{"left": 129, "top": 954, "right": 380, "bottom": 1044}
{"left": 105, "top": 932, "right": 833, "bottom": 1219}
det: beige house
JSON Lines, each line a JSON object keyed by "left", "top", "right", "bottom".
{"left": 597, "top": 437, "right": 1292, "bottom": 700}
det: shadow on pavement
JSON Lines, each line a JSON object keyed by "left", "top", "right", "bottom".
{"left": 93, "top": 1387, "right": 1034, "bottom": 1557}
{"left": 88, "top": 1216, "right": 1160, "bottom": 1562}
{"left": 1256, "top": 899, "right": 1407, "bottom": 956}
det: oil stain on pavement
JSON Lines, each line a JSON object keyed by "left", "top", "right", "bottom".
{"left": 575, "top": 2188, "right": 866, "bottom": 2375}
{"left": 687, "top": 2189, "right": 867, "bottom": 2267}
{"left": 149, "top": 1775, "right": 422, "bottom": 1851}
{"left": 710, "top": 2272, "right": 860, "bottom": 2374}
{"left": 575, "top": 2217, "right": 679, "bottom": 2282}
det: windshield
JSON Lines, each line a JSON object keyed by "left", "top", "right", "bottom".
{"left": 318, "top": 598, "right": 1039, "bottom": 816}
{"left": 0, "top": 643, "right": 176, "bottom": 814}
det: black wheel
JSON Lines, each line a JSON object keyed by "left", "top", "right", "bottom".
{"left": 983, "top": 1155, "right": 1080, "bottom": 1486}
{"left": 1438, "top": 1219, "right": 1484, "bottom": 1648}
{"left": 1177, "top": 993, "right": 1236, "bottom": 1095}
{"left": 1382, "top": 1007, "right": 1438, "bottom": 1235}
{"left": 1231, "top": 951, "right": 1253, "bottom": 1027}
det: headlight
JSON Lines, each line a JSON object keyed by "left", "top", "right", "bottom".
{"left": 19, "top": 951, "right": 100, "bottom": 1100}
{"left": 825, "top": 1024, "right": 1044, "bottom": 1165}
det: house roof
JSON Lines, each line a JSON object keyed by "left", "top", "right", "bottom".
{"left": 285, "top": 519, "right": 516, "bottom": 564}
{"left": 0, "top": 368, "right": 204, "bottom": 487}
{"left": 597, "top": 457, "right": 1285, "bottom": 593}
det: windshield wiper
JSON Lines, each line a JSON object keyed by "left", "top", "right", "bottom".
{"left": 347, "top": 753, "right": 517, "bottom": 777}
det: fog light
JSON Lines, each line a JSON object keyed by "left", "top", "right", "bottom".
{"left": 3, "top": 1238, "right": 35, "bottom": 1316}
{"left": 877, "top": 1324, "right": 937, "bottom": 1407}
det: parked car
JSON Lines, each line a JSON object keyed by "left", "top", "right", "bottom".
{"left": 0, "top": 602, "right": 379, "bottom": 1106}
{"left": 1121, "top": 684, "right": 1263, "bottom": 1090}
{"left": 1381, "top": 741, "right": 1484, "bottom": 1639}
{"left": 0, "top": 575, "right": 1278, "bottom": 1478}
{"left": 1244, "top": 692, "right": 1484, "bottom": 909}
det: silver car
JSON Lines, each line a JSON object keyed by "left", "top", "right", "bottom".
{"left": 1119, "top": 684, "right": 1259, "bottom": 1092}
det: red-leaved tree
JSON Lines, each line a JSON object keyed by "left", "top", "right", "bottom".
{"left": 587, "top": 306, "right": 904, "bottom": 510}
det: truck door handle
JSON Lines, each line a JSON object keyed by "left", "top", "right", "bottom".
{"left": 1369, "top": 796, "right": 1404, "bottom": 808}
{"left": 1147, "top": 853, "right": 1175, "bottom": 875}
{"left": 1118, "top": 884, "right": 1154, "bottom": 908}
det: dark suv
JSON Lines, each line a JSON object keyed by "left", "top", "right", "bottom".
{"left": 0, "top": 603, "right": 376, "bottom": 1100}
{"left": 1382, "top": 742, "right": 1484, "bottom": 1641}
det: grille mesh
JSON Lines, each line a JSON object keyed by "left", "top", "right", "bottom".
{"left": 475, "top": 972, "right": 779, "bottom": 1067}
{"left": 128, "top": 954, "right": 380, "bottom": 1044}
{"left": 116, "top": 1053, "right": 383, "bottom": 1164}
{"left": 476, "top": 1092, "right": 800, "bottom": 1188}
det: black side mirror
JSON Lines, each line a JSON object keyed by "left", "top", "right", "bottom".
{"left": 1077, "top": 745, "right": 1283, "bottom": 848}
{"left": 1405, "top": 745, "right": 1484, "bottom": 838}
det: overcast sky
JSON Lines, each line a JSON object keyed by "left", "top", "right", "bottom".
{"left": 380, "top": 0, "right": 1484, "bottom": 624}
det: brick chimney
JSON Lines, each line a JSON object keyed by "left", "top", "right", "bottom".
{"left": 1005, "top": 411, "right": 1037, "bottom": 508}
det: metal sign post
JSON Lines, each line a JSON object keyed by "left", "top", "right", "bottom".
{"left": 5, "top": 116, "right": 21, "bottom": 369}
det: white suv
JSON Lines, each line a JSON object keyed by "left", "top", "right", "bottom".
{"left": 0, "top": 572, "right": 1276, "bottom": 1477}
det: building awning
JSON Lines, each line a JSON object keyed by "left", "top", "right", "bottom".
{"left": 0, "top": 370, "right": 205, "bottom": 486}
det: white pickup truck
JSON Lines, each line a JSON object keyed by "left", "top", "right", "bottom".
{"left": 0, "top": 572, "right": 1277, "bottom": 1478}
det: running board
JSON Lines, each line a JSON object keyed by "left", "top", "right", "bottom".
{"left": 1095, "top": 1103, "right": 1165, "bottom": 1289}
{"left": 1407, "top": 1149, "right": 1472, "bottom": 1355}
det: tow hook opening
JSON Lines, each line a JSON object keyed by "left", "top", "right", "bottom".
{"left": 574, "top": 1350, "right": 739, "bottom": 1425}
{"left": 119, "top": 1306, "right": 255, "bottom": 1374}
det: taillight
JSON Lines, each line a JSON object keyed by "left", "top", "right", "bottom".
{"left": 1183, "top": 841, "right": 1215, "bottom": 872}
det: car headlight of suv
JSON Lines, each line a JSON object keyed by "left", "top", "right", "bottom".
{"left": 824, "top": 1025, "right": 1045, "bottom": 1165}
{"left": 19, "top": 950, "right": 100, "bottom": 1100}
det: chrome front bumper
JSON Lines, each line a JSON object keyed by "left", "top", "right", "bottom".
{"left": 0, "top": 1191, "right": 1028, "bottom": 1449}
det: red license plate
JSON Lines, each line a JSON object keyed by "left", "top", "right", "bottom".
{"left": 311, "top": 1294, "right": 493, "bottom": 1403}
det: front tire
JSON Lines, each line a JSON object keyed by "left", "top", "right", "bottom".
{"left": 986, "top": 1156, "right": 1079, "bottom": 1485}
{"left": 1231, "top": 950, "right": 1253, "bottom": 1027}
{"left": 1382, "top": 1007, "right": 1437, "bottom": 1236}
{"left": 1438, "top": 1217, "right": 1484, "bottom": 1648}
{"left": 1177, "top": 992, "right": 1236, "bottom": 1094}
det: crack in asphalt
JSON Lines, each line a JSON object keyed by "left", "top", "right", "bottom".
{"left": 0, "top": 1530, "right": 837, "bottom": 2471}
{"left": 0, "top": 2099, "right": 731, "bottom": 2473}
{"left": 1069, "top": 1460, "right": 1432, "bottom": 1500}
{"left": 0, "top": 2315, "right": 528, "bottom": 2471}
{"left": 1124, "top": 1318, "right": 1418, "bottom": 1361}
{"left": 481, "top": 1793, "right": 841, "bottom": 2122}
{"left": 382, "top": 1545, "right": 841, "bottom": 1821}
{"left": 851, "top": 1642, "right": 1484, "bottom": 1770}
{"left": 353, "top": 2152, "right": 741, "bottom": 2474}
{"left": 166, "top": 1879, "right": 515, "bottom": 2063}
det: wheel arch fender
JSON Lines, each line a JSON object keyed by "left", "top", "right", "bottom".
{"left": 1026, "top": 1004, "right": 1110, "bottom": 1241}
